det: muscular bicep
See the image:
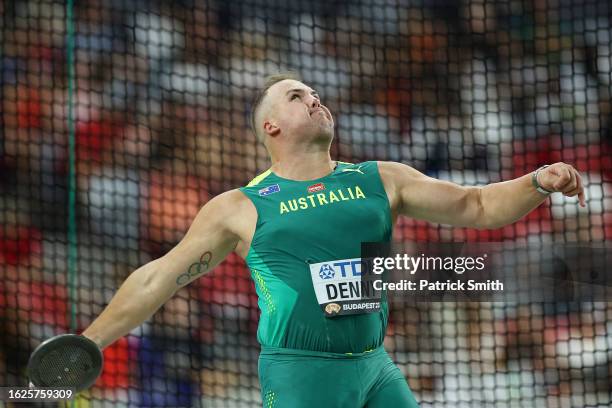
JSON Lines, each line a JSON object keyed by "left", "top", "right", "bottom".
{"left": 380, "top": 162, "right": 483, "bottom": 227}
{"left": 402, "top": 176, "right": 482, "bottom": 226}
{"left": 153, "top": 190, "right": 242, "bottom": 291}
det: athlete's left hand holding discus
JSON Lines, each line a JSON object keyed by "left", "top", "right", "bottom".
{"left": 32, "top": 74, "right": 584, "bottom": 406}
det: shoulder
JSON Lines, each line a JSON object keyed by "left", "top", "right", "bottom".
{"left": 377, "top": 161, "right": 424, "bottom": 181}
{"left": 376, "top": 162, "right": 429, "bottom": 210}
{"left": 377, "top": 161, "right": 410, "bottom": 183}
{"left": 203, "top": 189, "right": 256, "bottom": 244}
{"left": 215, "top": 188, "right": 252, "bottom": 203}
{"left": 204, "top": 189, "right": 254, "bottom": 220}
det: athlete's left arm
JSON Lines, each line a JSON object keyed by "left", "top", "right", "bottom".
{"left": 378, "top": 161, "right": 586, "bottom": 229}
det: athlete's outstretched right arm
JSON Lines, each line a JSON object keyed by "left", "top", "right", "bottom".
{"left": 82, "top": 189, "right": 247, "bottom": 349}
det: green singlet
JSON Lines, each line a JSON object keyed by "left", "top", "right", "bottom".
{"left": 239, "top": 161, "right": 419, "bottom": 408}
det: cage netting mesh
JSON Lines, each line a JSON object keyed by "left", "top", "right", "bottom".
{"left": 1, "top": 0, "right": 611, "bottom": 407}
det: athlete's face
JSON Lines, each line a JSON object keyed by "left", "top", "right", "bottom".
{"left": 262, "top": 79, "right": 334, "bottom": 143}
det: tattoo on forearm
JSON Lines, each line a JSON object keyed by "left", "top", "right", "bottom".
{"left": 176, "top": 251, "right": 213, "bottom": 286}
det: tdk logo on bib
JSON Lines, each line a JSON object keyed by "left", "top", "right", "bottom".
{"left": 319, "top": 264, "right": 335, "bottom": 279}
{"left": 315, "top": 260, "right": 362, "bottom": 281}
{"left": 309, "top": 258, "right": 382, "bottom": 317}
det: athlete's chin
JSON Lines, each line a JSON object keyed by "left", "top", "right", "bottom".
{"left": 295, "top": 123, "right": 334, "bottom": 144}
{"left": 313, "top": 126, "right": 334, "bottom": 143}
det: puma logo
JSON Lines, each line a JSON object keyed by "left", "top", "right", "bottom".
{"left": 341, "top": 166, "right": 364, "bottom": 175}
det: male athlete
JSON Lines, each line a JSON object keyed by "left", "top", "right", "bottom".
{"left": 82, "top": 73, "right": 585, "bottom": 407}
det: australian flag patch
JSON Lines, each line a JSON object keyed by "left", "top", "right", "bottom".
{"left": 259, "top": 184, "right": 281, "bottom": 196}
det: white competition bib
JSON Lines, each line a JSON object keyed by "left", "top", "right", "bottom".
{"left": 309, "top": 258, "right": 382, "bottom": 317}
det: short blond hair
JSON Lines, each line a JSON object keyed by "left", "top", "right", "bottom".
{"left": 250, "top": 72, "right": 301, "bottom": 141}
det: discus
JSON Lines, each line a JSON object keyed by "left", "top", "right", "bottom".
{"left": 27, "top": 334, "right": 103, "bottom": 392}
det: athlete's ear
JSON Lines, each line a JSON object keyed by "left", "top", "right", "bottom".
{"left": 263, "top": 119, "right": 281, "bottom": 137}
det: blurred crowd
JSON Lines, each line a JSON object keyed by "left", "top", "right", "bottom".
{"left": 1, "top": 0, "right": 611, "bottom": 406}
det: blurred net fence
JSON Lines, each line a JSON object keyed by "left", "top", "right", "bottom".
{"left": 1, "top": 0, "right": 611, "bottom": 407}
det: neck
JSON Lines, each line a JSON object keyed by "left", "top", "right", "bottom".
{"left": 270, "top": 149, "right": 335, "bottom": 181}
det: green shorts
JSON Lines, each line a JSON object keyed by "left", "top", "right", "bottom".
{"left": 258, "top": 346, "right": 419, "bottom": 408}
